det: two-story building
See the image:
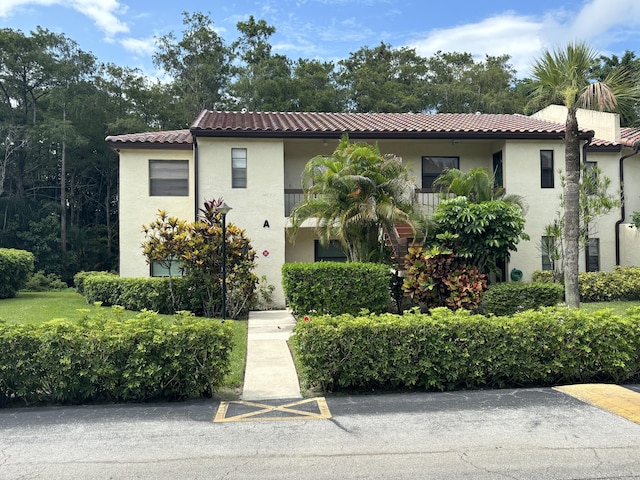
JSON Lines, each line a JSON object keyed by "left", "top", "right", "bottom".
{"left": 106, "top": 106, "right": 640, "bottom": 307}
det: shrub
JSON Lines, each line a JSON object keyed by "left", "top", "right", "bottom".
{"left": 403, "top": 246, "right": 487, "bottom": 311}
{"left": 282, "top": 262, "right": 390, "bottom": 316}
{"left": 480, "top": 282, "right": 564, "bottom": 316}
{"left": 290, "top": 307, "right": 640, "bottom": 393}
{"left": 579, "top": 267, "right": 640, "bottom": 302}
{"left": 531, "top": 270, "right": 556, "bottom": 283}
{"left": 0, "top": 248, "right": 34, "bottom": 298}
{"left": 23, "top": 270, "right": 68, "bottom": 291}
{"left": 0, "top": 310, "right": 233, "bottom": 406}
{"left": 74, "top": 270, "right": 114, "bottom": 295}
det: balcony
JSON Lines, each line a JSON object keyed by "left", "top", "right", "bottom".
{"left": 284, "top": 188, "right": 446, "bottom": 217}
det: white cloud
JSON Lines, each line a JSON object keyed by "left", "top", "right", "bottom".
{"left": 119, "top": 36, "right": 156, "bottom": 56}
{"left": 0, "top": 0, "right": 128, "bottom": 37}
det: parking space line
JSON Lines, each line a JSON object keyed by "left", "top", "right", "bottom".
{"left": 554, "top": 384, "right": 640, "bottom": 425}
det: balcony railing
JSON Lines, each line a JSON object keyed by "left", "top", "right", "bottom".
{"left": 284, "top": 188, "right": 447, "bottom": 217}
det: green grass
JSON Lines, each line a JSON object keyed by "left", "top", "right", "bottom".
{"left": 0, "top": 290, "right": 248, "bottom": 397}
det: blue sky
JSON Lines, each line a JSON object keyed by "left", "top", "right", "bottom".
{"left": 0, "top": 0, "right": 639, "bottom": 78}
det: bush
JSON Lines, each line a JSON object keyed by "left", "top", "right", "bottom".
{"left": 403, "top": 246, "right": 487, "bottom": 311}
{"left": 480, "top": 282, "right": 564, "bottom": 316}
{"left": 0, "top": 248, "right": 34, "bottom": 298}
{"left": 0, "top": 310, "right": 233, "bottom": 406}
{"left": 83, "top": 275, "right": 201, "bottom": 315}
{"left": 579, "top": 267, "right": 640, "bottom": 302}
{"left": 74, "top": 270, "right": 114, "bottom": 295}
{"left": 531, "top": 270, "right": 556, "bottom": 283}
{"left": 23, "top": 270, "right": 68, "bottom": 291}
{"left": 290, "top": 307, "right": 640, "bottom": 393}
{"left": 282, "top": 262, "right": 390, "bottom": 316}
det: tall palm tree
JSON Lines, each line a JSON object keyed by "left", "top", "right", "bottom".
{"left": 288, "top": 135, "right": 418, "bottom": 263}
{"left": 528, "top": 42, "right": 640, "bottom": 307}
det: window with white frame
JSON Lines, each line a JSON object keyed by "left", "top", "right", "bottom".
{"left": 232, "top": 148, "right": 247, "bottom": 188}
{"left": 150, "top": 260, "right": 184, "bottom": 277}
{"left": 149, "top": 160, "right": 188, "bottom": 196}
{"left": 422, "top": 156, "right": 459, "bottom": 191}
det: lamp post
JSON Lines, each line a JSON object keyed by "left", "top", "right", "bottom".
{"left": 218, "top": 202, "right": 232, "bottom": 321}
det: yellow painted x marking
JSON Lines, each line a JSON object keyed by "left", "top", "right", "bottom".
{"left": 213, "top": 397, "right": 331, "bottom": 423}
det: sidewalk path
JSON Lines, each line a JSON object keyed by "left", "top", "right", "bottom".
{"left": 241, "top": 310, "right": 301, "bottom": 400}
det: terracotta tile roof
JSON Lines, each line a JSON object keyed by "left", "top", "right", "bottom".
{"left": 621, "top": 127, "right": 640, "bottom": 147}
{"left": 105, "top": 129, "right": 192, "bottom": 148}
{"left": 190, "top": 110, "right": 589, "bottom": 139}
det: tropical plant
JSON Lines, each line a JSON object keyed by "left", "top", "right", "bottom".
{"left": 527, "top": 41, "right": 640, "bottom": 307}
{"left": 288, "top": 135, "right": 419, "bottom": 263}
{"left": 432, "top": 167, "right": 527, "bottom": 212}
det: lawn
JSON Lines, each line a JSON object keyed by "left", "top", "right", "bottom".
{"left": 0, "top": 289, "right": 248, "bottom": 397}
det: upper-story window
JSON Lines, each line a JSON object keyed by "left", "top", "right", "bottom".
{"left": 232, "top": 148, "right": 247, "bottom": 188}
{"left": 149, "top": 160, "right": 189, "bottom": 196}
{"left": 422, "top": 156, "right": 459, "bottom": 191}
{"left": 540, "top": 150, "right": 554, "bottom": 188}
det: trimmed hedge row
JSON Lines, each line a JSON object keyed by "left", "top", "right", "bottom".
{"left": 0, "top": 248, "right": 34, "bottom": 298}
{"left": 81, "top": 273, "right": 200, "bottom": 314}
{"left": 532, "top": 267, "right": 640, "bottom": 302}
{"left": 480, "top": 282, "right": 564, "bottom": 316}
{"left": 282, "top": 262, "right": 391, "bottom": 316}
{"left": 0, "top": 312, "right": 233, "bottom": 406}
{"left": 290, "top": 307, "right": 640, "bottom": 393}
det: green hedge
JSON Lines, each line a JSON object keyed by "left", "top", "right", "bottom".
{"left": 532, "top": 267, "right": 640, "bottom": 302}
{"left": 282, "top": 262, "right": 391, "bottom": 316}
{"left": 0, "top": 312, "right": 233, "bottom": 406}
{"left": 480, "top": 282, "right": 564, "bottom": 316}
{"left": 0, "top": 248, "right": 34, "bottom": 298}
{"left": 82, "top": 274, "right": 200, "bottom": 314}
{"left": 290, "top": 307, "right": 640, "bottom": 393}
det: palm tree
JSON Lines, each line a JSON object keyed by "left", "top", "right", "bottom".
{"left": 288, "top": 135, "right": 418, "bottom": 263}
{"left": 528, "top": 42, "right": 640, "bottom": 307}
{"left": 432, "top": 167, "right": 527, "bottom": 212}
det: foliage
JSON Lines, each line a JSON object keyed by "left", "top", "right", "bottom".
{"left": 23, "top": 270, "right": 68, "bottom": 291}
{"left": 142, "top": 200, "right": 258, "bottom": 318}
{"left": 289, "top": 135, "right": 418, "bottom": 263}
{"left": 73, "top": 270, "right": 113, "bottom": 295}
{"left": 290, "top": 307, "right": 640, "bottom": 393}
{"left": 0, "top": 248, "right": 35, "bottom": 298}
{"left": 432, "top": 167, "right": 527, "bottom": 211}
{"left": 527, "top": 41, "right": 640, "bottom": 307}
{"left": 403, "top": 246, "right": 487, "bottom": 311}
{"left": 531, "top": 270, "right": 556, "bottom": 283}
{"left": 282, "top": 262, "right": 391, "bottom": 316}
{"left": 429, "top": 196, "right": 529, "bottom": 273}
{"left": 337, "top": 42, "right": 428, "bottom": 113}
{"left": 631, "top": 211, "right": 640, "bottom": 229}
{"left": 480, "top": 282, "right": 564, "bottom": 316}
{"left": 579, "top": 267, "right": 640, "bottom": 302}
{"left": 0, "top": 309, "right": 233, "bottom": 406}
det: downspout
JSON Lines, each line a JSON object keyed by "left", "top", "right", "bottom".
{"left": 582, "top": 138, "right": 591, "bottom": 270}
{"left": 615, "top": 143, "right": 640, "bottom": 265}
{"left": 193, "top": 134, "right": 199, "bottom": 222}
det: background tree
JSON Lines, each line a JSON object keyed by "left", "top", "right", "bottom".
{"left": 153, "top": 11, "right": 232, "bottom": 124}
{"left": 289, "top": 136, "right": 418, "bottom": 263}
{"left": 338, "top": 42, "right": 428, "bottom": 112}
{"left": 292, "top": 59, "right": 344, "bottom": 112}
{"left": 527, "top": 41, "right": 640, "bottom": 307}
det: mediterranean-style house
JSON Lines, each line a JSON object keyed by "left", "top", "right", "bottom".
{"left": 106, "top": 105, "right": 640, "bottom": 308}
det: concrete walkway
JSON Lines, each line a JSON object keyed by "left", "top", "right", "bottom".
{"left": 241, "top": 310, "right": 302, "bottom": 400}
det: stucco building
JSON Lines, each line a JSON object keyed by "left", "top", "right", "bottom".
{"left": 106, "top": 106, "right": 640, "bottom": 307}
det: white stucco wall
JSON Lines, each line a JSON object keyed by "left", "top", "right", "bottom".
{"left": 118, "top": 148, "right": 194, "bottom": 278}
{"left": 197, "top": 137, "right": 287, "bottom": 307}
{"left": 620, "top": 224, "right": 640, "bottom": 266}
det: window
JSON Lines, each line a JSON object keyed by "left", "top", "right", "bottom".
{"left": 232, "top": 148, "right": 247, "bottom": 188}
{"left": 584, "top": 161, "right": 598, "bottom": 195}
{"left": 149, "top": 160, "right": 188, "bottom": 196}
{"left": 492, "top": 151, "right": 503, "bottom": 189}
{"left": 150, "top": 260, "right": 184, "bottom": 277}
{"left": 541, "top": 235, "right": 555, "bottom": 271}
{"left": 314, "top": 240, "right": 346, "bottom": 262}
{"left": 540, "top": 150, "right": 554, "bottom": 188}
{"left": 586, "top": 238, "right": 600, "bottom": 272}
{"left": 422, "top": 156, "right": 459, "bottom": 191}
